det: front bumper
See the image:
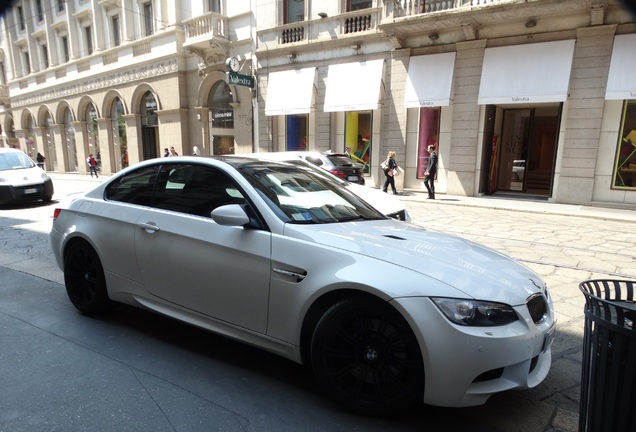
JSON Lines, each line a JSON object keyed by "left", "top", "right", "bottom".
{"left": 0, "top": 179, "right": 54, "bottom": 204}
{"left": 392, "top": 296, "right": 554, "bottom": 407}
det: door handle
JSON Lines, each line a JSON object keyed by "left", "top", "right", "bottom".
{"left": 138, "top": 221, "right": 160, "bottom": 233}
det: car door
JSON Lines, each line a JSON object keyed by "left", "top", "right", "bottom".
{"left": 134, "top": 163, "right": 272, "bottom": 333}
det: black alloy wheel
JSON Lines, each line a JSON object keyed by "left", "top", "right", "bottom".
{"left": 310, "top": 296, "right": 424, "bottom": 415}
{"left": 64, "top": 242, "right": 114, "bottom": 314}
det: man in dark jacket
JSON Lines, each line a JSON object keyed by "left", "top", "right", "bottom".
{"left": 424, "top": 145, "right": 437, "bottom": 199}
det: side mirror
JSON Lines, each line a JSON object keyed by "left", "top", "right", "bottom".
{"left": 211, "top": 204, "right": 250, "bottom": 226}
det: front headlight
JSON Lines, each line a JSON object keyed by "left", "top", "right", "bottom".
{"left": 431, "top": 297, "right": 519, "bottom": 326}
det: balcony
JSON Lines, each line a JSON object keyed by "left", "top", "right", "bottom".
{"left": 392, "top": 0, "right": 507, "bottom": 17}
{"left": 257, "top": 8, "right": 380, "bottom": 53}
{"left": 183, "top": 12, "right": 229, "bottom": 51}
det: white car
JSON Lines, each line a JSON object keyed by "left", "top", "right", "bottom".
{"left": 50, "top": 156, "right": 554, "bottom": 414}
{"left": 240, "top": 151, "right": 410, "bottom": 222}
{"left": 0, "top": 147, "right": 54, "bottom": 205}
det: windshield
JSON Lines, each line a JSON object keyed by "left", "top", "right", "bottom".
{"left": 0, "top": 152, "right": 36, "bottom": 171}
{"left": 237, "top": 162, "right": 385, "bottom": 224}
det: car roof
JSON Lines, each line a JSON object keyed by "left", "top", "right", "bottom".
{"left": 0, "top": 148, "right": 25, "bottom": 154}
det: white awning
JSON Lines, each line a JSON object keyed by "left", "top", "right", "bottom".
{"left": 265, "top": 67, "right": 316, "bottom": 116}
{"left": 323, "top": 59, "right": 384, "bottom": 112}
{"left": 404, "top": 52, "right": 456, "bottom": 108}
{"left": 606, "top": 34, "right": 636, "bottom": 100}
{"left": 478, "top": 40, "right": 576, "bottom": 105}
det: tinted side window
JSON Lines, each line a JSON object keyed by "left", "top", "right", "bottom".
{"left": 152, "top": 164, "right": 245, "bottom": 217}
{"left": 105, "top": 165, "right": 159, "bottom": 206}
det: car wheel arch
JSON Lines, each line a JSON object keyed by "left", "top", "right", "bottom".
{"left": 299, "top": 289, "right": 419, "bottom": 366}
{"left": 304, "top": 291, "right": 425, "bottom": 414}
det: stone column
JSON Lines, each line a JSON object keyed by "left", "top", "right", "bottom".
{"left": 446, "top": 39, "right": 487, "bottom": 197}
{"left": 554, "top": 25, "right": 617, "bottom": 205}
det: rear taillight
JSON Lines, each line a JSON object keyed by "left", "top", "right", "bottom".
{"left": 52, "top": 208, "right": 62, "bottom": 221}
{"left": 329, "top": 169, "right": 346, "bottom": 179}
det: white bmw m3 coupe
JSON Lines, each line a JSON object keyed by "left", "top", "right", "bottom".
{"left": 50, "top": 156, "right": 555, "bottom": 414}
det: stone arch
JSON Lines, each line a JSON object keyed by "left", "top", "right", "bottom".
{"left": 54, "top": 101, "right": 73, "bottom": 125}
{"left": 102, "top": 90, "right": 128, "bottom": 119}
{"left": 37, "top": 104, "right": 56, "bottom": 126}
{"left": 130, "top": 83, "right": 162, "bottom": 114}
{"left": 19, "top": 108, "right": 36, "bottom": 130}
{"left": 196, "top": 70, "right": 238, "bottom": 107}
{"left": 77, "top": 96, "right": 100, "bottom": 121}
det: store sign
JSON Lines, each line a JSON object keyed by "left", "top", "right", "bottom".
{"left": 227, "top": 72, "right": 254, "bottom": 88}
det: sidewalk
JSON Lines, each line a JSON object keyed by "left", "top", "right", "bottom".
{"left": 399, "top": 189, "right": 636, "bottom": 222}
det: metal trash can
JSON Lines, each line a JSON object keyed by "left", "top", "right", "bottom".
{"left": 579, "top": 279, "right": 636, "bottom": 432}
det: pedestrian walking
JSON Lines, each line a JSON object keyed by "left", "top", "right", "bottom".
{"left": 169, "top": 146, "right": 179, "bottom": 156}
{"left": 163, "top": 148, "right": 170, "bottom": 157}
{"left": 192, "top": 146, "right": 200, "bottom": 156}
{"left": 424, "top": 144, "right": 438, "bottom": 199}
{"left": 36, "top": 152, "right": 45, "bottom": 170}
{"left": 382, "top": 151, "right": 399, "bottom": 195}
{"left": 87, "top": 154, "right": 99, "bottom": 178}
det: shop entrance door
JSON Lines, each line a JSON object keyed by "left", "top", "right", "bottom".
{"left": 497, "top": 105, "right": 560, "bottom": 196}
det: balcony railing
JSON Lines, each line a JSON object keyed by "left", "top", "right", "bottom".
{"left": 183, "top": 12, "right": 228, "bottom": 43}
{"left": 282, "top": 25, "right": 305, "bottom": 44}
{"left": 265, "top": 9, "right": 379, "bottom": 47}
{"left": 344, "top": 13, "right": 372, "bottom": 34}
{"left": 394, "top": 0, "right": 504, "bottom": 17}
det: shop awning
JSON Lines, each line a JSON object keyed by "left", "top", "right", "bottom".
{"left": 606, "top": 34, "right": 636, "bottom": 100}
{"left": 323, "top": 59, "right": 384, "bottom": 112}
{"left": 404, "top": 52, "right": 456, "bottom": 108}
{"left": 478, "top": 40, "right": 576, "bottom": 105}
{"left": 265, "top": 67, "right": 316, "bottom": 116}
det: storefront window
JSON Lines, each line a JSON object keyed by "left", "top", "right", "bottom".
{"left": 208, "top": 81, "right": 234, "bottom": 129}
{"left": 208, "top": 81, "right": 234, "bottom": 155}
{"left": 417, "top": 107, "right": 440, "bottom": 179}
{"left": 25, "top": 116, "right": 36, "bottom": 158}
{"left": 345, "top": 111, "right": 371, "bottom": 174}
{"left": 111, "top": 98, "right": 127, "bottom": 172}
{"left": 613, "top": 100, "right": 636, "bottom": 189}
{"left": 42, "top": 112, "right": 59, "bottom": 171}
{"left": 63, "top": 108, "right": 78, "bottom": 172}
{"left": 87, "top": 104, "right": 100, "bottom": 166}
{"left": 286, "top": 114, "right": 308, "bottom": 150}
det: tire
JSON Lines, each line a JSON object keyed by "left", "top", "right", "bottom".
{"left": 64, "top": 242, "right": 114, "bottom": 314}
{"left": 310, "top": 296, "right": 424, "bottom": 415}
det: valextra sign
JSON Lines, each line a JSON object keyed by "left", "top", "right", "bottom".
{"left": 226, "top": 72, "right": 254, "bottom": 88}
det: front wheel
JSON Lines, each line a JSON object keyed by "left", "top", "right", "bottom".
{"left": 64, "top": 242, "right": 114, "bottom": 314}
{"left": 310, "top": 296, "right": 424, "bottom": 415}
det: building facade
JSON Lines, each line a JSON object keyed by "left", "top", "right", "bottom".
{"left": 0, "top": 0, "right": 635, "bottom": 207}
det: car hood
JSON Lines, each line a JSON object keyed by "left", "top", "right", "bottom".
{"left": 345, "top": 183, "right": 406, "bottom": 217}
{"left": 285, "top": 220, "right": 543, "bottom": 305}
{"left": 1, "top": 167, "right": 49, "bottom": 186}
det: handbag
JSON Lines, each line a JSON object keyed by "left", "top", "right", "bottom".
{"left": 393, "top": 167, "right": 400, "bottom": 177}
{"left": 380, "top": 159, "right": 389, "bottom": 171}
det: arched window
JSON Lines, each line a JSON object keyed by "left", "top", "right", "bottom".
{"left": 62, "top": 108, "right": 78, "bottom": 172}
{"left": 140, "top": 91, "right": 159, "bottom": 160}
{"left": 44, "top": 112, "right": 58, "bottom": 171}
{"left": 141, "top": 91, "right": 158, "bottom": 126}
{"left": 25, "top": 115, "right": 36, "bottom": 158}
{"left": 86, "top": 103, "right": 100, "bottom": 165}
{"left": 111, "top": 98, "right": 127, "bottom": 172}
{"left": 208, "top": 81, "right": 233, "bottom": 129}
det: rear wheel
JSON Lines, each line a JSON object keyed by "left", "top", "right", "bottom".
{"left": 64, "top": 242, "right": 114, "bottom": 314}
{"left": 310, "top": 296, "right": 423, "bottom": 415}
